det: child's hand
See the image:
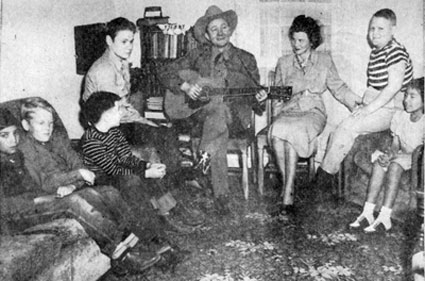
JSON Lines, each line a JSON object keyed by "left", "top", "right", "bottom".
{"left": 79, "top": 169, "right": 96, "bottom": 185}
{"left": 377, "top": 150, "right": 394, "bottom": 167}
{"left": 377, "top": 154, "right": 390, "bottom": 167}
{"left": 145, "top": 163, "right": 166, "bottom": 179}
{"left": 57, "top": 185, "right": 76, "bottom": 198}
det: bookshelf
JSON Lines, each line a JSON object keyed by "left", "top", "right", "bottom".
{"left": 136, "top": 16, "right": 198, "bottom": 123}
{"left": 140, "top": 24, "right": 187, "bottom": 60}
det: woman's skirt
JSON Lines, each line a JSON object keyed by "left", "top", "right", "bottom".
{"left": 270, "top": 110, "right": 326, "bottom": 158}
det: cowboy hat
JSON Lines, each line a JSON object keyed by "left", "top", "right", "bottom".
{"left": 193, "top": 5, "right": 238, "bottom": 44}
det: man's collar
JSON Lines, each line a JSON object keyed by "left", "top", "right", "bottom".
{"left": 211, "top": 43, "right": 234, "bottom": 60}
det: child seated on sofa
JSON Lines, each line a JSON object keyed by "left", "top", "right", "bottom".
{"left": 80, "top": 91, "right": 204, "bottom": 233}
{"left": 14, "top": 98, "right": 174, "bottom": 274}
{"left": 349, "top": 77, "right": 424, "bottom": 233}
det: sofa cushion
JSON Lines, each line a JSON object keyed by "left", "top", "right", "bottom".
{"left": 0, "top": 233, "right": 61, "bottom": 281}
{"left": 23, "top": 218, "right": 89, "bottom": 248}
{"left": 34, "top": 238, "right": 110, "bottom": 281}
{"left": 0, "top": 96, "right": 69, "bottom": 142}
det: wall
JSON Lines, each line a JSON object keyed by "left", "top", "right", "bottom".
{"left": 0, "top": 0, "right": 423, "bottom": 138}
{"left": 329, "top": 0, "right": 423, "bottom": 125}
{"left": 0, "top": 0, "right": 118, "bottom": 137}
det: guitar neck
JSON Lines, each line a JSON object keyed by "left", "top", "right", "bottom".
{"left": 222, "top": 86, "right": 292, "bottom": 101}
{"left": 227, "top": 88, "right": 262, "bottom": 96}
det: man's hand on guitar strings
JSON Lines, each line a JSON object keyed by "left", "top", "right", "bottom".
{"left": 181, "top": 81, "right": 202, "bottom": 100}
{"left": 255, "top": 89, "right": 268, "bottom": 103}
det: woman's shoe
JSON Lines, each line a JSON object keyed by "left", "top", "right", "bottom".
{"left": 349, "top": 213, "right": 374, "bottom": 229}
{"left": 364, "top": 218, "right": 392, "bottom": 233}
{"left": 280, "top": 204, "right": 296, "bottom": 216}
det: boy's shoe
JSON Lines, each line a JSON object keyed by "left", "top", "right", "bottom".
{"left": 185, "top": 179, "right": 204, "bottom": 190}
{"left": 170, "top": 204, "right": 205, "bottom": 226}
{"left": 155, "top": 245, "right": 191, "bottom": 273}
{"left": 161, "top": 214, "right": 196, "bottom": 235}
{"left": 134, "top": 235, "right": 172, "bottom": 256}
{"left": 111, "top": 233, "right": 140, "bottom": 260}
{"left": 112, "top": 250, "right": 160, "bottom": 276}
{"left": 194, "top": 150, "right": 211, "bottom": 175}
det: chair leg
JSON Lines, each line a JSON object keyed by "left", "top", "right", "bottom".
{"left": 242, "top": 148, "right": 249, "bottom": 200}
{"left": 337, "top": 162, "right": 344, "bottom": 199}
{"left": 250, "top": 142, "right": 257, "bottom": 184}
{"left": 308, "top": 157, "right": 315, "bottom": 182}
{"left": 258, "top": 145, "right": 265, "bottom": 196}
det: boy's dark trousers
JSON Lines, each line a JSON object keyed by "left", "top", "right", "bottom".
{"left": 5, "top": 186, "right": 132, "bottom": 257}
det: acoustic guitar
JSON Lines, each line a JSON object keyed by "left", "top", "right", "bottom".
{"left": 164, "top": 70, "right": 292, "bottom": 120}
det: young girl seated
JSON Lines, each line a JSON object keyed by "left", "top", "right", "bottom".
{"left": 350, "top": 77, "right": 424, "bottom": 232}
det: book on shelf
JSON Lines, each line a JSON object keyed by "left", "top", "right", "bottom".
{"left": 144, "top": 111, "right": 166, "bottom": 120}
{"left": 163, "top": 34, "right": 169, "bottom": 58}
{"left": 151, "top": 32, "right": 158, "bottom": 59}
{"left": 146, "top": 96, "right": 164, "bottom": 111}
{"left": 151, "top": 33, "right": 188, "bottom": 59}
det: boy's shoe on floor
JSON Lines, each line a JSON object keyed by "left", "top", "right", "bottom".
{"left": 155, "top": 245, "right": 191, "bottom": 273}
{"left": 112, "top": 249, "right": 160, "bottom": 276}
{"left": 170, "top": 204, "right": 205, "bottom": 226}
{"left": 161, "top": 214, "right": 196, "bottom": 235}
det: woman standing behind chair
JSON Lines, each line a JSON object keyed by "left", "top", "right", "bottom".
{"left": 270, "top": 15, "right": 362, "bottom": 215}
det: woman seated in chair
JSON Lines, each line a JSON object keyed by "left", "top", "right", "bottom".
{"left": 349, "top": 78, "right": 424, "bottom": 233}
{"left": 269, "top": 15, "right": 361, "bottom": 215}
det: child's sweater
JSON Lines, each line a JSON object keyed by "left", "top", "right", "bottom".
{"left": 81, "top": 126, "right": 147, "bottom": 177}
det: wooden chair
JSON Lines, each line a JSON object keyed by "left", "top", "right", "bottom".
{"left": 256, "top": 71, "right": 315, "bottom": 196}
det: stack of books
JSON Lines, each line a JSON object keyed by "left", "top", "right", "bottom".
{"left": 144, "top": 96, "right": 168, "bottom": 125}
{"left": 146, "top": 96, "right": 164, "bottom": 111}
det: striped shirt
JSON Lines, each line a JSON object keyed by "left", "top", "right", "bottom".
{"left": 81, "top": 126, "right": 146, "bottom": 176}
{"left": 367, "top": 38, "right": 413, "bottom": 91}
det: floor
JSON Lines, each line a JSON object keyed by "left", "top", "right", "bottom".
{"left": 99, "top": 162, "right": 422, "bottom": 281}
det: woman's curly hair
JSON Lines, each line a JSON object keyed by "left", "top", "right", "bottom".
{"left": 289, "top": 15, "right": 323, "bottom": 50}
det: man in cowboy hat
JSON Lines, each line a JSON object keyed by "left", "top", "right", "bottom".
{"left": 158, "top": 5, "right": 267, "bottom": 215}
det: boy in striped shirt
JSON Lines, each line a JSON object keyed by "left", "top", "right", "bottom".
{"left": 320, "top": 8, "right": 413, "bottom": 176}
{"left": 81, "top": 91, "right": 205, "bottom": 233}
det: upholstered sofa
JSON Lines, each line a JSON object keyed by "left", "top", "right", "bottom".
{"left": 340, "top": 130, "right": 423, "bottom": 220}
{"left": 0, "top": 97, "right": 110, "bottom": 281}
